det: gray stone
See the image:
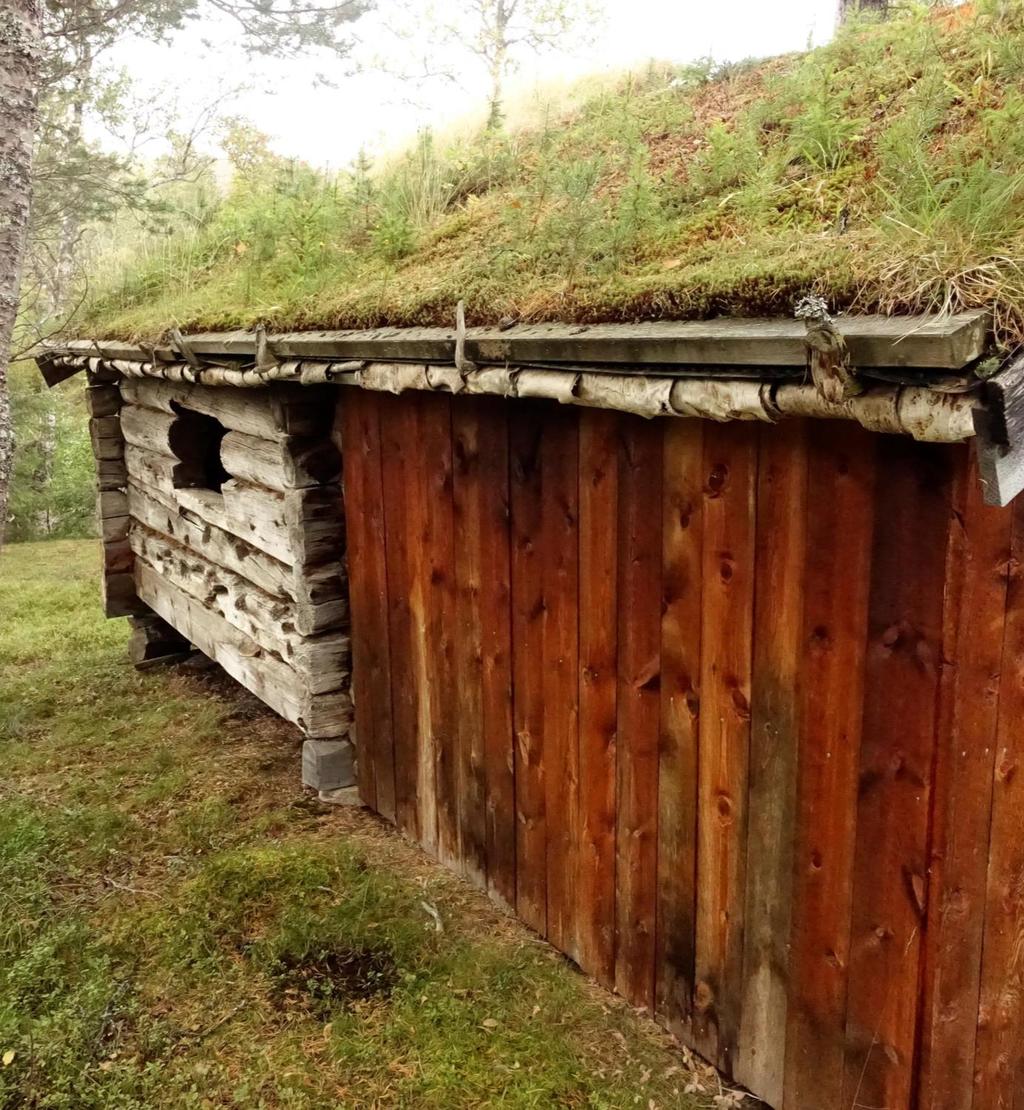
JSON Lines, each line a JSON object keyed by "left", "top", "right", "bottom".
{"left": 317, "top": 786, "right": 362, "bottom": 806}
{"left": 301, "top": 738, "right": 356, "bottom": 791}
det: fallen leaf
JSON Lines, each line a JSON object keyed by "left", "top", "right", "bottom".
{"left": 2, "top": 1051, "right": 13, "bottom": 1068}
{"left": 482, "top": 1018, "right": 499, "bottom": 1030}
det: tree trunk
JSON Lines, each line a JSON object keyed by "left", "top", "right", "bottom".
{"left": 0, "top": 0, "right": 42, "bottom": 547}
{"left": 839, "top": 0, "right": 888, "bottom": 21}
{"left": 838, "top": 0, "right": 887, "bottom": 20}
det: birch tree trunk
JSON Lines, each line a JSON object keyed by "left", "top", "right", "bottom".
{"left": 0, "top": 0, "right": 41, "bottom": 546}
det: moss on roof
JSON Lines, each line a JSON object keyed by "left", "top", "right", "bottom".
{"left": 81, "top": 2, "right": 1024, "bottom": 346}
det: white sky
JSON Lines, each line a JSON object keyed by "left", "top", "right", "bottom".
{"left": 106, "top": 0, "right": 840, "bottom": 170}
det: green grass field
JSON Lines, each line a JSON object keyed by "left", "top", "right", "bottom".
{"left": 0, "top": 540, "right": 726, "bottom": 1109}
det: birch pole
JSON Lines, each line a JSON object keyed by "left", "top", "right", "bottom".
{"left": 0, "top": 0, "right": 41, "bottom": 546}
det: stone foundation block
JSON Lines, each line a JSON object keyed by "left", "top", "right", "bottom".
{"left": 301, "top": 738, "right": 356, "bottom": 791}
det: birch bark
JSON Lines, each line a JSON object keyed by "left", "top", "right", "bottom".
{"left": 0, "top": 0, "right": 41, "bottom": 545}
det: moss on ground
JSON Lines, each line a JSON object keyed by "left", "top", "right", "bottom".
{"left": 80, "top": 3, "right": 1024, "bottom": 347}
{"left": 0, "top": 540, "right": 726, "bottom": 1109}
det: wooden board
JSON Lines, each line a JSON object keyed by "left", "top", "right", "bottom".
{"left": 417, "top": 392, "right": 460, "bottom": 868}
{"left": 693, "top": 422, "right": 758, "bottom": 1072}
{"left": 783, "top": 423, "right": 876, "bottom": 1110}
{"left": 918, "top": 457, "right": 1012, "bottom": 1110}
{"left": 614, "top": 416, "right": 664, "bottom": 1010}
{"left": 379, "top": 392, "right": 424, "bottom": 839}
{"left": 509, "top": 403, "right": 548, "bottom": 934}
{"left": 541, "top": 404, "right": 580, "bottom": 961}
{"left": 68, "top": 310, "right": 990, "bottom": 370}
{"left": 655, "top": 419, "right": 704, "bottom": 1037}
{"left": 734, "top": 422, "right": 807, "bottom": 1106}
{"left": 974, "top": 493, "right": 1024, "bottom": 1109}
{"left": 577, "top": 409, "right": 621, "bottom": 987}
{"left": 338, "top": 390, "right": 395, "bottom": 817}
{"left": 840, "top": 437, "right": 953, "bottom": 1110}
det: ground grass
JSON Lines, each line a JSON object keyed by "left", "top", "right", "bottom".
{"left": 0, "top": 540, "right": 730, "bottom": 1109}
{"left": 79, "top": 2, "right": 1024, "bottom": 347}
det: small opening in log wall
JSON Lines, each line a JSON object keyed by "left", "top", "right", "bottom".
{"left": 169, "top": 403, "right": 230, "bottom": 493}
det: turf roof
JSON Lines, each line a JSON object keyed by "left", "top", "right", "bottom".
{"left": 80, "top": 2, "right": 1024, "bottom": 348}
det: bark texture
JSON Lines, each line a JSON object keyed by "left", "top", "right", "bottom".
{"left": 0, "top": 0, "right": 41, "bottom": 545}
{"left": 839, "top": 0, "right": 888, "bottom": 20}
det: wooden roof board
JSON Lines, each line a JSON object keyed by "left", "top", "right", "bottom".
{"left": 54, "top": 310, "right": 990, "bottom": 372}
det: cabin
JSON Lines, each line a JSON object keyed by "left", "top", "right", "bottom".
{"left": 36, "top": 307, "right": 1024, "bottom": 1110}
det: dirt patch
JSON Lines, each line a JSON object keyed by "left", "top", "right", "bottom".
{"left": 268, "top": 946, "right": 399, "bottom": 1016}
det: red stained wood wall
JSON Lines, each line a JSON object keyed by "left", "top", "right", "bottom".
{"left": 338, "top": 388, "right": 1024, "bottom": 1110}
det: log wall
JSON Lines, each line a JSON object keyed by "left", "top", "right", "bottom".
{"left": 340, "top": 387, "right": 1024, "bottom": 1110}
{"left": 102, "top": 376, "right": 352, "bottom": 740}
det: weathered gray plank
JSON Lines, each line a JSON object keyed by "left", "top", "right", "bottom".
{"left": 55, "top": 311, "right": 989, "bottom": 372}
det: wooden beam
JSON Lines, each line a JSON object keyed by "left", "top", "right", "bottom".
{"left": 51, "top": 311, "right": 990, "bottom": 372}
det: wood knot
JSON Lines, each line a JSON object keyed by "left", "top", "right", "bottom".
{"left": 706, "top": 463, "right": 729, "bottom": 497}
{"left": 694, "top": 981, "right": 714, "bottom": 1013}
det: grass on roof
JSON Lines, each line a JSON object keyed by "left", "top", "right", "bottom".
{"left": 0, "top": 539, "right": 728, "bottom": 1109}
{"left": 81, "top": 1, "right": 1024, "bottom": 346}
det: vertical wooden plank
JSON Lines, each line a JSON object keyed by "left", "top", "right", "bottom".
{"left": 841, "top": 438, "right": 954, "bottom": 1110}
{"left": 477, "top": 399, "right": 516, "bottom": 909}
{"left": 693, "top": 421, "right": 758, "bottom": 1074}
{"left": 453, "top": 397, "right": 514, "bottom": 895}
{"left": 478, "top": 400, "right": 516, "bottom": 908}
{"left": 973, "top": 489, "right": 1022, "bottom": 1110}
{"left": 541, "top": 406, "right": 581, "bottom": 960}
{"left": 337, "top": 390, "right": 395, "bottom": 818}
{"left": 734, "top": 421, "right": 807, "bottom": 1105}
{"left": 783, "top": 422, "right": 875, "bottom": 1110}
{"left": 378, "top": 391, "right": 423, "bottom": 840}
{"left": 918, "top": 449, "right": 1011, "bottom": 1110}
{"left": 510, "top": 402, "right": 547, "bottom": 934}
{"left": 452, "top": 399, "right": 487, "bottom": 885}
{"left": 416, "top": 392, "right": 459, "bottom": 868}
{"left": 615, "top": 416, "right": 664, "bottom": 1011}
{"left": 656, "top": 420, "right": 704, "bottom": 1038}
{"left": 577, "top": 409, "right": 620, "bottom": 986}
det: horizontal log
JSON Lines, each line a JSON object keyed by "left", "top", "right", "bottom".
{"left": 90, "top": 416, "right": 124, "bottom": 461}
{"left": 125, "top": 474, "right": 347, "bottom": 633}
{"left": 97, "top": 489, "right": 128, "bottom": 519}
{"left": 102, "top": 570, "right": 144, "bottom": 618}
{"left": 86, "top": 384, "right": 122, "bottom": 418}
{"left": 97, "top": 457, "right": 128, "bottom": 491}
{"left": 220, "top": 430, "right": 340, "bottom": 491}
{"left": 56, "top": 311, "right": 990, "bottom": 371}
{"left": 134, "top": 561, "right": 351, "bottom": 738}
{"left": 120, "top": 378, "right": 332, "bottom": 438}
{"left": 131, "top": 525, "right": 349, "bottom": 691}
{"left": 120, "top": 404, "right": 178, "bottom": 458}
{"left": 100, "top": 515, "right": 129, "bottom": 545}
{"left": 127, "top": 476, "right": 293, "bottom": 599}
